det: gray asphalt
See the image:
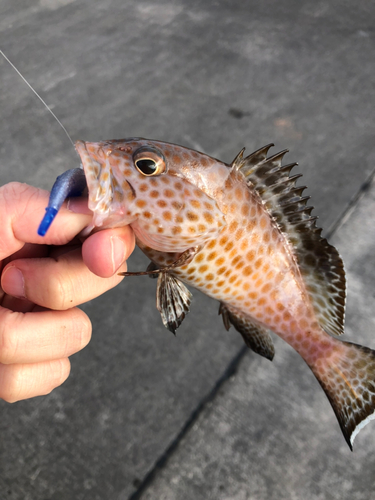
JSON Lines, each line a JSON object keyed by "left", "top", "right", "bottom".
{"left": 1, "top": 1, "right": 375, "bottom": 499}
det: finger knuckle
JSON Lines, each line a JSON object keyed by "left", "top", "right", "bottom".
{"left": 0, "top": 314, "right": 20, "bottom": 364}
{"left": 48, "top": 358, "right": 71, "bottom": 388}
{"left": 0, "top": 364, "right": 25, "bottom": 403}
{"left": 76, "top": 311, "right": 92, "bottom": 348}
{"left": 62, "top": 310, "right": 92, "bottom": 356}
{"left": 45, "top": 270, "right": 75, "bottom": 310}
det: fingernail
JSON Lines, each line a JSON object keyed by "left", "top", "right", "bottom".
{"left": 67, "top": 198, "right": 92, "bottom": 215}
{"left": 1, "top": 267, "right": 26, "bottom": 299}
{"left": 110, "top": 236, "right": 126, "bottom": 274}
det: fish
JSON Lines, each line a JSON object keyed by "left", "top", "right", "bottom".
{"left": 2, "top": 49, "right": 373, "bottom": 451}
{"left": 41, "top": 137, "right": 375, "bottom": 450}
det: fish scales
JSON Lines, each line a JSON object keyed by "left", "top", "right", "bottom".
{"left": 71, "top": 138, "right": 375, "bottom": 449}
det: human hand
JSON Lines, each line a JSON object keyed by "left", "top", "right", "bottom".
{"left": 0, "top": 182, "right": 135, "bottom": 402}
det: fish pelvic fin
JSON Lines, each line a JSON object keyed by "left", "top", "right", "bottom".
{"left": 311, "top": 340, "right": 375, "bottom": 450}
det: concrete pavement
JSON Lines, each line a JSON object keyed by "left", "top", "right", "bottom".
{"left": 1, "top": 1, "right": 375, "bottom": 499}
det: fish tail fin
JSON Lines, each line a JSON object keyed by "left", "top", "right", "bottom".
{"left": 310, "top": 340, "right": 375, "bottom": 450}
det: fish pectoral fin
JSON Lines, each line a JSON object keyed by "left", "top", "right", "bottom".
{"left": 219, "top": 303, "right": 275, "bottom": 361}
{"left": 156, "top": 272, "right": 192, "bottom": 334}
{"left": 119, "top": 247, "right": 200, "bottom": 277}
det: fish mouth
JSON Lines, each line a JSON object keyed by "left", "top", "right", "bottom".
{"left": 75, "top": 139, "right": 137, "bottom": 230}
{"left": 75, "top": 139, "right": 87, "bottom": 161}
{"left": 75, "top": 140, "right": 104, "bottom": 169}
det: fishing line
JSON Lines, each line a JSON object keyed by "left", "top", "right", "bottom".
{"left": 0, "top": 49, "right": 77, "bottom": 152}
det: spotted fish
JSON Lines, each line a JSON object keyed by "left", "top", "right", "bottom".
{"left": 42, "top": 138, "right": 375, "bottom": 449}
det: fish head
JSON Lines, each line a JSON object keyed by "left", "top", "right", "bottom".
{"left": 75, "top": 138, "right": 229, "bottom": 252}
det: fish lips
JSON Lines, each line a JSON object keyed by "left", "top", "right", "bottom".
{"left": 75, "top": 140, "right": 137, "bottom": 230}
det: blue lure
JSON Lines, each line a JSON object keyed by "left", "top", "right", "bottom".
{"left": 38, "top": 168, "right": 87, "bottom": 236}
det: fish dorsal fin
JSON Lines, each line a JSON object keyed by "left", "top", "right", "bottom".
{"left": 232, "top": 145, "right": 346, "bottom": 337}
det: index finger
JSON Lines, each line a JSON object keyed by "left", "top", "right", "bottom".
{"left": 0, "top": 182, "right": 92, "bottom": 260}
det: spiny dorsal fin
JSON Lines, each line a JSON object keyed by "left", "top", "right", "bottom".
{"left": 233, "top": 145, "right": 346, "bottom": 337}
{"left": 231, "top": 143, "right": 274, "bottom": 171}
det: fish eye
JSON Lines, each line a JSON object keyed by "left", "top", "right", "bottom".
{"left": 133, "top": 147, "right": 167, "bottom": 176}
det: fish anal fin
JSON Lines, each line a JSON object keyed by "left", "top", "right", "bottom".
{"left": 219, "top": 303, "right": 275, "bottom": 361}
{"left": 311, "top": 340, "right": 375, "bottom": 450}
{"left": 156, "top": 272, "right": 192, "bottom": 334}
{"left": 232, "top": 144, "right": 346, "bottom": 337}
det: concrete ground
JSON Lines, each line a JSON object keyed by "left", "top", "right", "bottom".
{"left": 0, "top": 1, "right": 375, "bottom": 499}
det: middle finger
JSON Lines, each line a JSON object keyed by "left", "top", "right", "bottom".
{"left": 0, "top": 306, "right": 92, "bottom": 364}
{"left": 1, "top": 247, "right": 127, "bottom": 310}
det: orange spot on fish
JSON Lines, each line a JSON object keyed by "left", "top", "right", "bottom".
{"left": 246, "top": 250, "right": 256, "bottom": 261}
{"left": 243, "top": 266, "right": 252, "bottom": 276}
{"left": 172, "top": 201, "right": 184, "bottom": 210}
{"left": 238, "top": 239, "right": 248, "bottom": 252}
{"left": 114, "top": 191, "right": 124, "bottom": 202}
{"left": 136, "top": 199, "right": 147, "bottom": 208}
{"left": 229, "top": 221, "right": 238, "bottom": 232}
{"left": 163, "top": 211, "right": 172, "bottom": 221}
{"left": 207, "top": 251, "right": 217, "bottom": 261}
{"left": 235, "top": 187, "right": 243, "bottom": 199}
{"left": 187, "top": 211, "right": 199, "bottom": 221}
{"left": 241, "top": 204, "right": 250, "bottom": 217}
{"left": 225, "top": 242, "right": 234, "bottom": 252}
{"left": 232, "top": 255, "right": 241, "bottom": 266}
